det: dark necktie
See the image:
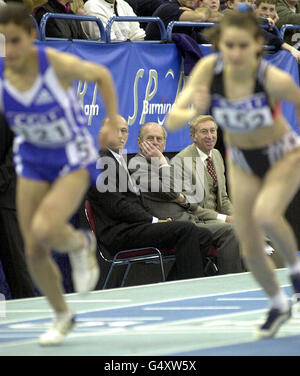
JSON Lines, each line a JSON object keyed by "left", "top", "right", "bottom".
{"left": 120, "top": 155, "right": 139, "bottom": 195}
{"left": 206, "top": 156, "right": 217, "bottom": 186}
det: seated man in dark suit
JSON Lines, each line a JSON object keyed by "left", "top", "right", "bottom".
{"left": 0, "top": 115, "right": 36, "bottom": 299}
{"left": 130, "top": 121, "right": 244, "bottom": 275}
{"left": 87, "top": 115, "right": 213, "bottom": 281}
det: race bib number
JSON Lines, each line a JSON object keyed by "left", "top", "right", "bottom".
{"left": 13, "top": 118, "right": 72, "bottom": 146}
{"left": 212, "top": 93, "right": 273, "bottom": 131}
{"left": 66, "top": 131, "right": 98, "bottom": 166}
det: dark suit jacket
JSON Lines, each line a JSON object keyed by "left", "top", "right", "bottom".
{"left": 87, "top": 149, "right": 154, "bottom": 251}
{"left": 130, "top": 153, "right": 199, "bottom": 222}
{"left": 0, "top": 115, "right": 16, "bottom": 209}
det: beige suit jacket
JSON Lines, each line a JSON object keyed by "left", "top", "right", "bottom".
{"left": 175, "top": 144, "right": 233, "bottom": 221}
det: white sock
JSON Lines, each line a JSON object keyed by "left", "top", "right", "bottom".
{"left": 55, "top": 309, "right": 73, "bottom": 321}
{"left": 269, "top": 291, "right": 290, "bottom": 312}
{"left": 288, "top": 259, "right": 300, "bottom": 276}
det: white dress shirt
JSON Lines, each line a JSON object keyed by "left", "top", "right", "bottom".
{"left": 84, "top": 0, "right": 146, "bottom": 40}
{"left": 195, "top": 146, "right": 227, "bottom": 222}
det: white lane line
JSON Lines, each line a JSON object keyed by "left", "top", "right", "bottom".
{"left": 143, "top": 306, "right": 241, "bottom": 310}
{"left": 134, "top": 308, "right": 269, "bottom": 331}
{"left": 78, "top": 317, "right": 162, "bottom": 321}
{"left": 67, "top": 300, "right": 131, "bottom": 303}
{"left": 217, "top": 298, "right": 268, "bottom": 301}
{"left": 3, "top": 310, "right": 52, "bottom": 313}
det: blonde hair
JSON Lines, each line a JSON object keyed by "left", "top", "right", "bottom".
{"left": 70, "top": 0, "right": 84, "bottom": 13}
{"left": 190, "top": 115, "right": 217, "bottom": 135}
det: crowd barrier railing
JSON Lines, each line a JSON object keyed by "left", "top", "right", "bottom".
{"left": 105, "top": 16, "right": 167, "bottom": 42}
{"left": 32, "top": 14, "right": 299, "bottom": 153}
{"left": 39, "top": 13, "right": 107, "bottom": 42}
{"left": 31, "top": 15, "right": 41, "bottom": 40}
{"left": 280, "top": 24, "right": 300, "bottom": 40}
{"left": 166, "top": 20, "right": 278, "bottom": 50}
{"left": 37, "top": 13, "right": 296, "bottom": 49}
{"left": 166, "top": 21, "right": 216, "bottom": 41}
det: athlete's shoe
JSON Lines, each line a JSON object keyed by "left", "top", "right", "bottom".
{"left": 38, "top": 314, "right": 75, "bottom": 346}
{"left": 69, "top": 230, "right": 100, "bottom": 294}
{"left": 254, "top": 306, "right": 292, "bottom": 340}
{"left": 290, "top": 273, "right": 300, "bottom": 317}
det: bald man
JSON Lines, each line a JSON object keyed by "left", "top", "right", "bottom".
{"left": 87, "top": 116, "right": 213, "bottom": 282}
{"left": 130, "top": 121, "right": 244, "bottom": 275}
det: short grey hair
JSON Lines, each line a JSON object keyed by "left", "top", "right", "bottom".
{"left": 138, "top": 122, "right": 167, "bottom": 140}
{"left": 189, "top": 115, "right": 217, "bottom": 136}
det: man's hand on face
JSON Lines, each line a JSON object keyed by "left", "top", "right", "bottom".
{"left": 140, "top": 140, "right": 168, "bottom": 166}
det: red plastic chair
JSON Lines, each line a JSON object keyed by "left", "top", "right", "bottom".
{"left": 84, "top": 200, "right": 176, "bottom": 289}
{"left": 205, "top": 245, "right": 218, "bottom": 275}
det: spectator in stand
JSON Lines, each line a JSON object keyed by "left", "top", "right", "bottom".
{"left": 223, "top": 0, "right": 300, "bottom": 61}
{"left": 130, "top": 121, "right": 245, "bottom": 275}
{"left": 70, "top": 0, "right": 91, "bottom": 38}
{"left": 23, "top": 0, "right": 47, "bottom": 11}
{"left": 254, "top": 0, "right": 300, "bottom": 61}
{"left": 124, "top": 0, "right": 165, "bottom": 17}
{"left": 254, "top": 0, "right": 279, "bottom": 22}
{"left": 87, "top": 116, "right": 213, "bottom": 282}
{"left": 197, "top": 0, "right": 224, "bottom": 19}
{"left": 124, "top": 0, "right": 138, "bottom": 13}
{"left": 200, "top": 0, "right": 227, "bottom": 9}
{"left": 124, "top": 0, "right": 165, "bottom": 29}
{"left": 70, "top": 0, "right": 85, "bottom": 14}
{"left": 254, "top": 0, "right": 279, "bottom": 21}
{"left": 145, "top": 0, "right": 217, "bottom": 41}
{"left": 276, "top": 0, "right": 300, "bottom": 46}
{"left": 84, "top": 0, "right": 145, "bottom": 41}
{"left": 223, "top": 0, "right": 252, "bottom": 12}
{"left": 33, "top": 0, "right": 88, "bottom": 39}
{"left": 175, "top": 115, "right": 284, "bottom": 269}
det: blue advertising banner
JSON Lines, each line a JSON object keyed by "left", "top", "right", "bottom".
{"left": 264, "top": 49, "right": 299, "bottom": 134}
{"left": 36, "top": 40, "right": 299, "bottom": 153}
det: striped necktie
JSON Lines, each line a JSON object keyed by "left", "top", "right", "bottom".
{"left": 206, "top": 156, "right": 217, "bottom": 186}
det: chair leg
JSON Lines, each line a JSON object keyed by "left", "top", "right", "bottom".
{"left": 159, "top": 255, "right": 166, "bottom": 282}
{"left": 103, "top": 263, "right": 115, "bottom": 289}
{"left": 121, "top": 263, "right": 131, "bottom": 287}
{"left": 212, "top": 260, "right": 218, "bottom": 273}
{"left": 204, "top": 257, "right": 218, "bottom": 276}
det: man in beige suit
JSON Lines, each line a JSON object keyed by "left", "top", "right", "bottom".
{"left": 176, "top": 115, "right": 284, "bottom": 268}
{"left": 130, "top": 121, "right": 244, "bottom": 275}
{"left": 176, "top": 115, "right": 233, "bottom": 223}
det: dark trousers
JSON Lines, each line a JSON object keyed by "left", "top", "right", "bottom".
{"left": 108, "top": 221, "right": 212, "bottom": 280}
{"left": 197, "top": 222, "right": 244, "bottom": 274}
{"left": 0, "top": 209, "right": 35, "bottom": 299}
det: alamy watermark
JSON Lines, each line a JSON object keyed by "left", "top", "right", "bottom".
{"left": 0, "top": 33, "right": 5, "bottom": 58}
{"left": 95, "top": 153, "right": 205, "bottom": 204}
{"left": 292, "top": 33, "right": 300, "bottom": 50}
{"left": 0, "top": 293, "right": 6, "bottom": 318}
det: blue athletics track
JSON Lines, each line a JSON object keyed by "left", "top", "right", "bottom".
{"left": 0, "top": 269, "right": 300, "bottom": 356}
